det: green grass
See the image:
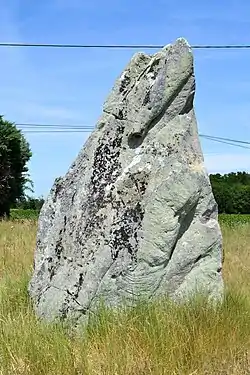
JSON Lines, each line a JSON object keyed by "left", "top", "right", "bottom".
{"left": 1, "top": 219, "right": 250, "bottom": 374}
{"left": 10, "top": 209, "right": 39, "bottom": 220}
{"left": 8, "top": 209, "right": 250, "bottom": 226}
{"left": 219, "top": 214, "right": 250, "bottom": 227}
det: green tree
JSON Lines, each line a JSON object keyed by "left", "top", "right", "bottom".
{"left": 0, "top": 116, "right": 32, "bottom": 218}
{"left": 14, "top": 196, "right": 45, "bottom": 211}
{"left": 210, "top": 172, "right": 250, "bottom": 214}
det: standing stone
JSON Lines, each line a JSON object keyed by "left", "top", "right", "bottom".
{"left": 29, "top": 38, "right": 223, "bottom": 324}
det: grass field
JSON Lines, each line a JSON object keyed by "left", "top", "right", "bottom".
{"left": 1, "top": 218, "right": 250, "bottom": 374}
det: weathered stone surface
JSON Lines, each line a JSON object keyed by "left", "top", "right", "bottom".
{"left": 29, "top": 38, "right": 223, "bottom": 324}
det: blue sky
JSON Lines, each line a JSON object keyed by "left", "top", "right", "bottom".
{"left": 1, "top": 0, "right": 250, "bottom": 197}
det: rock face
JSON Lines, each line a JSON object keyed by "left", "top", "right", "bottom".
{"left": 29, "top": 38, "right": 223, "bottom": 324}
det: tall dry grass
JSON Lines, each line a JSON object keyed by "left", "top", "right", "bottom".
{"left": 1, "top": 220, "right": 250, "bottom": 375}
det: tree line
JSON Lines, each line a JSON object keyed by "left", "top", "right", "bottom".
{"left": 16, "top": 172, "right": 250, "bottom": 215}
{"left": 1, "top": 115, "right": 250, "bottom": 217}
{"left": 209, "top": 172, "right": 250, "bottom": 214}
{"left": 11, "top": 196, "right": 45, "bottom": 211}
{"left": 0, "top": 116, "right": 32, "bottom": 217}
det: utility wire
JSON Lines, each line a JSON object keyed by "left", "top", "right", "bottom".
{"left": 16, "top": 124, "right": 250, "bottom": 150}
{"left": 15, "top": 123, "right": 94, "bottom": 129}
{"left": 21, "top": 131, "right": 250, "bottom": 149}
{"left": 16, "top": 124, "right": 93, "bottom": 130}
{"left": 200, "top": 134, "right": 250, "bottom": 146}
{"left": 1, "top": 42, "right": 250, "bottom": 49}
{"left": 15, "top": 123, "right": 250, "bottom": 146}
{"left": 200, "top": 136, "right": 250, "bottom": 150}
{"left": 20, "top": 130, "right": 92, "bottom": 133}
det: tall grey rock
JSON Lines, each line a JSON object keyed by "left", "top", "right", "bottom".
{"left": 29, "top": 38, "right": 223, "bottom": 324}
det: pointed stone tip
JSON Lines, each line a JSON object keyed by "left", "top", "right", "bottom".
{"left": 162, "top": 38, "right": 192, "bottom": 53}
{"left": 176, "top": 37, "right": 191, "bottom": 47}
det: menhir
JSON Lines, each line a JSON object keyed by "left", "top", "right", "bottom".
{"left": 29, "top": 38, "right": 224, "bottom": 325}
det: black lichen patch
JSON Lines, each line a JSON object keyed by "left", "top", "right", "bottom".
{"left": 48, "top": 205, "right": 56, "bottom": 221}
{"left": 75, "top": 120, "right": 151, "bottom": 265}
{"left": 142, "top": 91, "right": 150, "bottom": 106}
{"left": 109, "top": 202, "right": 144, "bottom": 262}
{"left": 166, "top": 142, "right": 179, "bottom": 156}
{"left": 47, "top": 257, "right": 57, "bottom": 281}
{"left": 130, "top": 172, "right": 149, "bottom": 196}
{"left": 146, "top": 141, "right": 178, "bottom": 160}
{"left": 138, "top": 180, "right": 147, "bottom": 195}
{"left": 52, "top": 177, "right": 63, "bottom": 203}
{"left": 108, "top": 173, "right": 148, "bottom": 261}
{"left": 71, "top": 273, "right": 84, "bottom": 299}
{"left": 119, "top": 75, "right": 131, "bottom": 94}
{"left": 62, "top": 215, "right": 67, "bottom": 233}
{"left": 80, "top": 124, "right": 125, "bottom": 240}
{"left": 118, "top": 110, "right": 124, "bottom": 119}
{"left": 55, "top": 237, "right": 64, "bottom": 259}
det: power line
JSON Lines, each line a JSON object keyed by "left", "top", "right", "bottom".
{"left": 193, "top": 45, "right": 250, "bottom": 49}
{"left": 200, "top": 134, "right": 250, "bottom": 146}
{"left": 16, "top": 124, "right": 250, "bottom": 150}
{"left": 15, "top": 124, "right": 250, "bottom": 143}
{"left": 22, "top": 131, "right": 250, "bottom": 150}
{"left": 200, "top": 135, "right": 250, "bottom": 150}
{"left": 16, "top": 123, "right": 93, "bottom": 129}
{"left": 1, "top": 42, "right": 250, "bottom": 49}
{"left": 15, "top": 124, "right": 250, "bottom": 144}
{"left": 0, "top": 42, "right": 167, "bottom": 49}
{"left": 21, "top": 131, "right": 91, "bottom": 134}
{"left": 15, "top": 122, "right": 93, "bottom": 128}
{"left": 16, "top": 123, "right": 92, "bottom": 133}
{"left": 206, "top": 139, "right": 250, "bottom": 150}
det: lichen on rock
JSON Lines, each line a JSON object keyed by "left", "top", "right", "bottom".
{"left": 29, "top": 38, "right": 223, "bottom": 325}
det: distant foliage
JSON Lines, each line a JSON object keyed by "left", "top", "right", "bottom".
{"left": 210, "top": 172, "right": 250, "bottom": 214}
{"left": 12, "top": 196, "right": 45, "bottom": 211}
{"left": 10, "top": 209, "right": 39, "bottom": 220}
{"left": 10, "top": 197, "right": 44, "bottom": 220}
{"left": 0, "top": 116, "right": 32, "bottom": 218}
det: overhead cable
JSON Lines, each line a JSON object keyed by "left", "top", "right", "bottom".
{"left": 16, "top": 124, "right": 250, "bottom": 147}
{"left": 16, "top": 125, "right": 250, "bottom": 150}
{"left": 1, "top": 42, "right": 250, "bottom": 49}
{"left": 200, "top": 136, "right": 250, "bottom": 150}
